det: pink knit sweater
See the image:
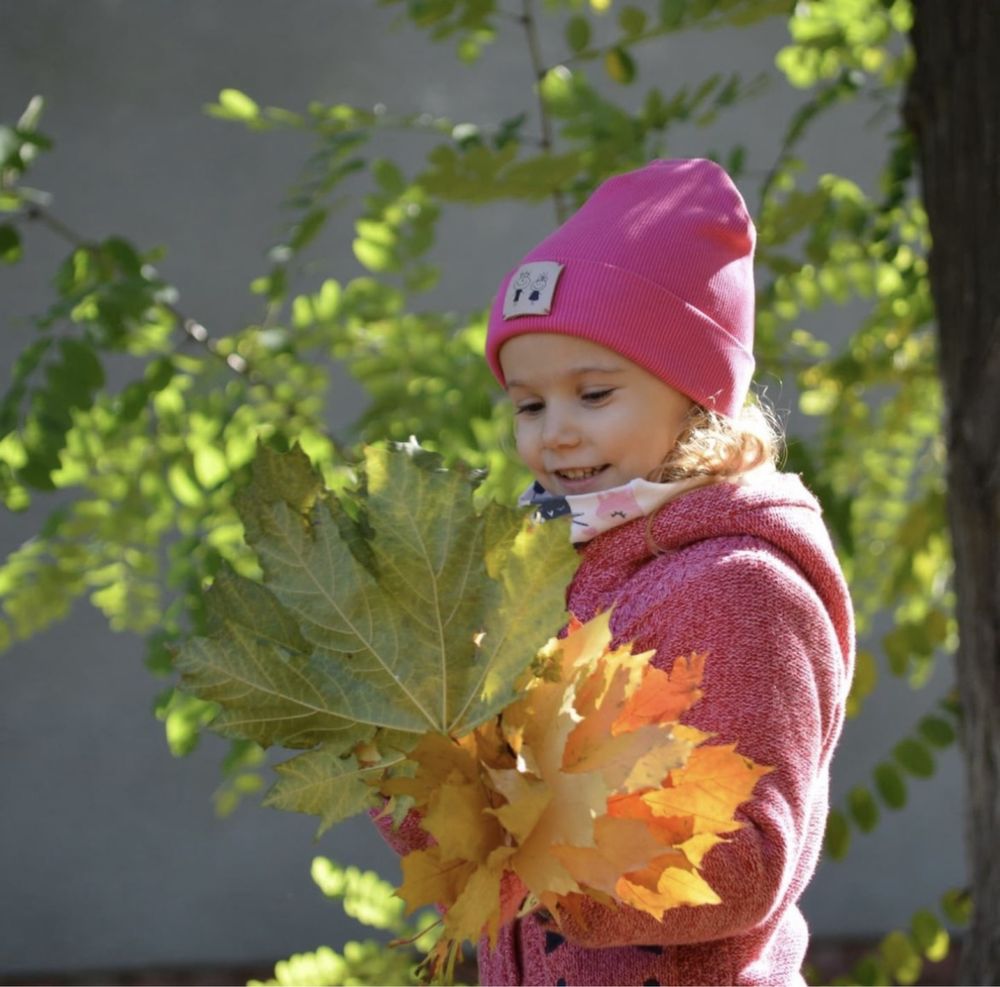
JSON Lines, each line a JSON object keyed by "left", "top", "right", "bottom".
{"left": 379, "top": 471, "right": 854, "bottom": 986}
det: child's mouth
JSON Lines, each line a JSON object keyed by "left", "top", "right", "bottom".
{"left": 554, "top": 465, "right": 608, "bottom": 482}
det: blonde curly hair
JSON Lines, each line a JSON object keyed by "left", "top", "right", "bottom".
{"left": 639, "top": 396, "right": 785, "bottom": 552}
{"left": 648, "top": 396, "right": 786, "bottom": 485}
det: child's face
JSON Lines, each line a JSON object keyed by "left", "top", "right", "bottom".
{"left": 500, "top": 333, "right": 693, "bottom": 496}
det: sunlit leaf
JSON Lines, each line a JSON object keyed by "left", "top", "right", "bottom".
{"left": 940, "top": 887, "right": 972, "bottom": 927}
{"left": 847, "top": 785, "right": 879, "bottom": 832}
{"left": 880, "top": 929, "right": 922, "bottom": 986}
{"left": 214, "top": 88, "right": 260, "bottom": 121}
{"left": 659, "top": 0, "right": 685, "bottom": 29}
{"left": 394, "top": 615, "right": 771, "bottom": 965}
{"left": 893, "top": 737, "right": 935, "bottom": 778}
{"left": 873, "top": 761, "right": 907, "bottom": 809}
{"left": 918, "top": 714, "right": 956, "bottom": 749}
{"left": 824, "top": 807, "right": 850, "bottom": 859}
{"left": 565, "top": 15, "right": 591, "bottom": 52}
{"left": 175, "top": 441, "right": 578, "bottom": 830}
{"left": 604, "top": 46, "right": 637, "bottom": 84}
{"left": 910, "top": 908, "right": 949, "bottom": 962}
{"left": 0, "top": 224, "right": 21, "bottom": 263}
{"left": 618, "top": 5, "right": 647, "bottom": 36}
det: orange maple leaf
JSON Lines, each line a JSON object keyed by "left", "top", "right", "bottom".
{"left": 613, "top": 651, "right": 707, "bottom": 734}
{"left": 388, "top": 612, "right": 772, "bottom": 976}
{"left": 642, "top": 743, "right": 773, "bottom": 836}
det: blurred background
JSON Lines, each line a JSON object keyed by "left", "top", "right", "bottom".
{"left": 0, "top": 1, "right": 965, "bottom": 984}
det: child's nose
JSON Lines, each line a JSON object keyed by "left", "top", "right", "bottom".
{"left": 541, "top": 406, "right": 580, "bottom": 448}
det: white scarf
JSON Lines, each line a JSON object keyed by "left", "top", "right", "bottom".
{"left": 518, "top": 475, "right": 713, "bottom": 544}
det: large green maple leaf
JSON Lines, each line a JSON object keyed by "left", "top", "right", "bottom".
{"left": 174, "top": 441, "right": 577, "bottom": 832}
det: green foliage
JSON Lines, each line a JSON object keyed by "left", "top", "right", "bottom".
{"left": 537, "top": 62, "right": 764, "bottom": 192}
{"left": 0, "top": 223, "right": 21, "bottom": 263}
{"left": 250, "top": 857, "right": 445, "bottom": 986}
{"left": 825, "top": 694, "right": 960, "bottom": 860}
{"left": 778, "top": 0, "right": 913, "bottom": 90}
{"left": 173, "top": 441, "right": 577, "bottom": 833}
{"left": 0, "top": 94, "right": 51, "bottom": 214}
{"left": 812, "top": 888, "right": 970, "bottom": 987}
{"left": 380, "top": 0, "right": 498, "bottom": 59}
{"left": 755, "top": 137, "right": 951, "bottom": 719}
{"left": 421, "top": 145, "right": 583, "bottom": 203}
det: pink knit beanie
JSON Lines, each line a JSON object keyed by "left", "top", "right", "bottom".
{"left": 485, "top": 158, "right": 756, "bottom": 418}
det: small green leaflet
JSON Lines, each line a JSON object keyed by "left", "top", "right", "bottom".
{"left": 174, "top": 441, "right": 578, "bottom": 832}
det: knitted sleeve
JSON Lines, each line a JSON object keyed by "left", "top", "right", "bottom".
{"left": 369, "top": 802, "right": 432, "bottom": 857}
{"left": 550, "top": 542, "right": 848, "bottom": 948}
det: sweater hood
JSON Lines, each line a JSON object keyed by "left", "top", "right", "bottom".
{"left": 575, "top": 470, "right": 855, "bottom": 670}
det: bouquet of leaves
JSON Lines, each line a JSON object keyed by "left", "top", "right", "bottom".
{"left": 174, "top": 442, "right": 770, "bottom": 982}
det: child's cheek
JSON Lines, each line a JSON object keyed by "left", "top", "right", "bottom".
{"left": 513, "top": 422, "right": 530, "bottom": 461}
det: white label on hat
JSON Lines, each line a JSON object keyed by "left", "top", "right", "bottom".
{"left": 502, "top": 261, "right": 564, "bottom": 319}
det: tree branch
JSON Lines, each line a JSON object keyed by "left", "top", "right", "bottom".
{"left": 519, "top": 0, "right": 568, "bottom": 223}
{"left": 22, "top": 204, "right": 350, "bottom": 458}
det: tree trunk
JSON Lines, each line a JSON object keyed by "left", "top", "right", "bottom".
{"left": 908, "top": 4, "right": 1000, "bottom": 983}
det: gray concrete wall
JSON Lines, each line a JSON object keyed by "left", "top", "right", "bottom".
{"left": 0, "top": 0, "right": 965, "bottom": 977}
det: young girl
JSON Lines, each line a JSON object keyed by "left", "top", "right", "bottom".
{"left": 383, "top": 158, "right": 854, "bottom": 986}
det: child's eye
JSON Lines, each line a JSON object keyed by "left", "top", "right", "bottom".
{"left": 582, "top": 388, "right": 614, "bottom": 403}
{"left": 514, "top": 400, "right": 544, "bottom": 415}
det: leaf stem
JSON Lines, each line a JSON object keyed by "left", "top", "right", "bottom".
{"left": 25, "top": 203, "right": 86, "bottom": 247}
{"left": 390, "top": 914, "right": 443, "bottom": 948}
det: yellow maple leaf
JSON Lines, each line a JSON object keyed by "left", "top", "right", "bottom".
{"left": 620, "top": 731, "right": 695, "bottom": 792}
{"left": 567, "top": 721, "right": 691, "bottom": 792}
{"left": 572, "top": 640, "right": 651, "bottom": 719}
{"left": 469, "top": 715, "right": 515, "bottom": 771}
{"left": 398, "top": 847, "right": 476, "bottom": 915}
{"left": 422, "top": 777, "right": 503, "bottom": 864}
{"left": 613, "top": 651, "right": 707, "bottom": 735}
{"left": 380, "top": 731, "right": 479, "bottom": 802}
{"left": 512, "top": 825, "right": 584, "bottom": 899}
{"left": 556, "top": 610, "right": 613, "bottom": 670}
{"left": 563, "top": 646, "right": 656, "bottom": 770}
{"left": 617, "top": 851, "right": 722, "bottom": 917}
{"left": 486, "top": 770, "right": 551, "bottom": 842}
{"left": 445, "top": 845, "right": 517, "bottom": 945}
{"left": 642, "top": 743, "right": 773, "bottom": 836}
{"left": 677, "top": 831, "right": 725, "bottom": 869}
{"left": 550, "top": 816, "right": 666, "bottom": 896}
{"left": 479, "top": 618, "right": 716, "bottom": 912}
{"left": 388, "top": 613, "right": 772, "bottom": 978}
{"left": 513, "top": 678, "right": 575, "bottom": 777}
